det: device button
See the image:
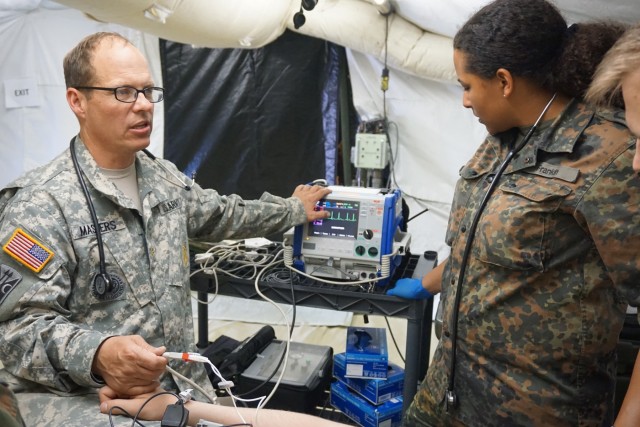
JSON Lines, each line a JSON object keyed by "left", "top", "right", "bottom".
{"left": 368, "top": 247, "right": 379, "bottom": 257}
{"left": 362, "top": 229, "right": 374, "bottom": 240}
{"left": 355, "top": 246, "right": 366, "bottom": 256}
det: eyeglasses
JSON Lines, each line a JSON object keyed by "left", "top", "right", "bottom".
{"left": 73, "top": 86, "right": 164, "bottom": 103}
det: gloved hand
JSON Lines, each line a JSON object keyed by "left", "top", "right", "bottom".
{"left": 386, "top": 278, "right": 432, "bottom": 299}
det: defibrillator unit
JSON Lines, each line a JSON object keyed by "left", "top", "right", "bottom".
{"left": 286, "top": 186, "right": 409, "bottom": 284}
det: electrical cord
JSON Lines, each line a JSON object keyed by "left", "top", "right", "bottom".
{"left": 108, "top": 390, "right": 181, "bottom": 427}
{"left": 384, "top": 120, "right": 433, "bottom": 207}
{"left": 163, "top": 352, "right": 267, "bottom": 425}
{"left": 190, "top": 265, "right": 219, "bottom": 305}
{"left": 234, "top": 270, "right": 297, "bottom": 399}
{"left": 109, "top": 406, "right": 148, "bottom": 427}
{"left": 189, "top": 244, "right": 296, "bottom": 424}
{"left": 165, "top": 365, "right": 217, "bottom": 404}
{"left": 407, "top": 206, "right": 429, "bottom": 223}
{"left": 186, "top": 263, "right": 283, "bottom": 427}
{"left": 251, "top": 251, "right": 292, "bottom": 410}
{"left": 375, "top": 1, "right": 435, "bottom": 219}
{"left": 381, "top": 11, "right": 390, "bottom": 110}
{"left": 190, "top": 241, "right": 281, "bottom": 305}
{"left": 384, "top": 316, "right": 405, "bottom": 364}
{"left": 261, "top": 266, "right": 303, "bottom": 285}
{"left": 283, "top": 246, "right": 399, "bottom": 287}
{"left": 194, "top": 241, "right": 275, "bottom": 280}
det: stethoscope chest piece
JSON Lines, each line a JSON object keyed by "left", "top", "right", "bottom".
{"left": 93, "top": 272, "right": 112, "bottom": 296}
{"left": 91, "top": 271, "right": 125, "bottom": 300}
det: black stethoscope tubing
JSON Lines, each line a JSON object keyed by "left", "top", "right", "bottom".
{"left": 70, "top": 138, "right": 112, "bottom": 294}
{"left": 444, "top": 93, "right": 557, "bottom": 411}
{"left": 69, "top": 137, "right": 193, "bottom": 295}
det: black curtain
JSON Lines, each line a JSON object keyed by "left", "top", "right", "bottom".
{"left": 160, "top": 30, "right": 344, "bottom": 200}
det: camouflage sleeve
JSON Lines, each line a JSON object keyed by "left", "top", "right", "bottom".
{"left": 185, "top": 181, "right": 306, "bottom": 241}
{"left": 579, "top": 146, "right": 640, "bottom": 306}
{"left": 0, "top": 196, "right": 107, "bottom": 392}
{"left": 0, "top": 383, "right": 24, "bottom": 427}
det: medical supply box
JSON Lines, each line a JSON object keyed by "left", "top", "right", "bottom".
{"left": 333, "top": 352, "right": 404, "bottom": 405}
{"left": 345, "top": 326, "right": 388, "bottom": 379}
{"left": 330, "top": 380, "right": 403, "bottom": 427}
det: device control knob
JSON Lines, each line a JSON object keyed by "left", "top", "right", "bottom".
{"left": 363, "top": 229, "right": 374, "bottom": 240}
{"left": 355, "top": 246, "right": 366, "bottom": 256}
{"left": 368, "top": 247, "right": 379, "bottom": 257}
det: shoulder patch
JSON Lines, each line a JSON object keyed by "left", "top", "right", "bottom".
{"left": 3, "top": 228, "right": 54, "bottom": 273}
{"left": 0, "top": 264, "right": 22, "bottom": 305}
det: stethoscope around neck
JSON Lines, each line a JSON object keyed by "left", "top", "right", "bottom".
{"left": 444, "top": 93, "right": 557, "bottom": 412}
{"left": 69, "top": 137, "right": 193, "bottom": 296}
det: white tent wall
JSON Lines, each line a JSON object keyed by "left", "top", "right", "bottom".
{"left": 0, "top": 2, "right": 164, "bottom": 190}
{"left": 2, "top": 0, "right": 640, "bottom": 377}
{"left": 346, "top": 49, "right": 486, "bottom": 256}
{"left": 0, "top": 1, "right": 488, "bottom": 258}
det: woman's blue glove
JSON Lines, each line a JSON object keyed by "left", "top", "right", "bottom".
{"left": 386, "top": 278, "right": 432, "bottom": 299}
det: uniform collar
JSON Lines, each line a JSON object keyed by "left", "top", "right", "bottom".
{"left": 506, "top": 99, "right": 594, "bottom": 173}
{"left": 72, "top": 136, "right": 122, "bottom": 200}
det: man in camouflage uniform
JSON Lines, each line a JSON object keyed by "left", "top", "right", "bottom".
{"left": 0, "top": 32, "right": 330, "bottom": 426}
{"left": 403, "top": 99, "right": 640, "bottom": 426}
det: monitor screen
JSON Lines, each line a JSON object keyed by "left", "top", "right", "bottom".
{"left": 309, "top": 199, "right": 359, "bottom": 239}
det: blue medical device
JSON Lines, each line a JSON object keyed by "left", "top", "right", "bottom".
{"left": 287, "top": 186, "right": 410, "bottom": 285}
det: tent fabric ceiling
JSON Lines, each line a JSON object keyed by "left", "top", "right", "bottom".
{"left": 50, "top": 0, "right": 640, "bottom": 83}
{"left": 2, "top": 0, "right": 640, "bottom": 256}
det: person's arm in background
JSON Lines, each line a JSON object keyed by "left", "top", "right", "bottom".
{"left": 386, "top": 257, "right": 447, "bottom": 298}
{"left": 422, "top": 257, "right": 446, "bottom": 294}
{"left": 578, "top": 138, "right": 640, "bottom": 427}
{"left": 99, "top": 386, "right": 351, "bottom": 427}
{"left": 615, "top": 354, "right": 640, "bottom": 426}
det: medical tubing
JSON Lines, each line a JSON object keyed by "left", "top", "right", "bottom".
{"left": 165, "top": 365, "right": 217, "bottom": 404}
{"left": 70, "top": 139, "right": 109, "bottom": 278}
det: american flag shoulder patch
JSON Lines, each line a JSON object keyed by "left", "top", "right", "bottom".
{"left": 3, "top": 228, "right": 54, "bottom": 273}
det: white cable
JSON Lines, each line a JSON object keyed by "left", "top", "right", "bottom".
{"left": 251, "top": 250, "right": 292, "bottom": 413}
{"left": 284, "top": 264, "right": 387, "bottom": 286}
{"left": 380, "top": 253, "right": 392, "bottom": 278}
{"left": 171, "top": 245, "right": 289, "bottom": 425}
{"left": 165, "top": 364, "right": 217, "bottom": 404}
{"left": 164, "top": 352, "right": 267, "bottom": 425}
{"left": 283, "top": 244, "right": 294, "bottom": 267}
{"left": 193, "top": 242, "right": 278, "bottom": 283}
{"left": 188, "top": 240, "right": 401, "bottom": 422}
{"left": 189, "top": 264, "right": 219, "bottom": 305}
{"left": 190, "top": 241, "right": 278, "bottom": 305}
{"left": 282, "top": 241, "right": 400, "bottom": 286}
